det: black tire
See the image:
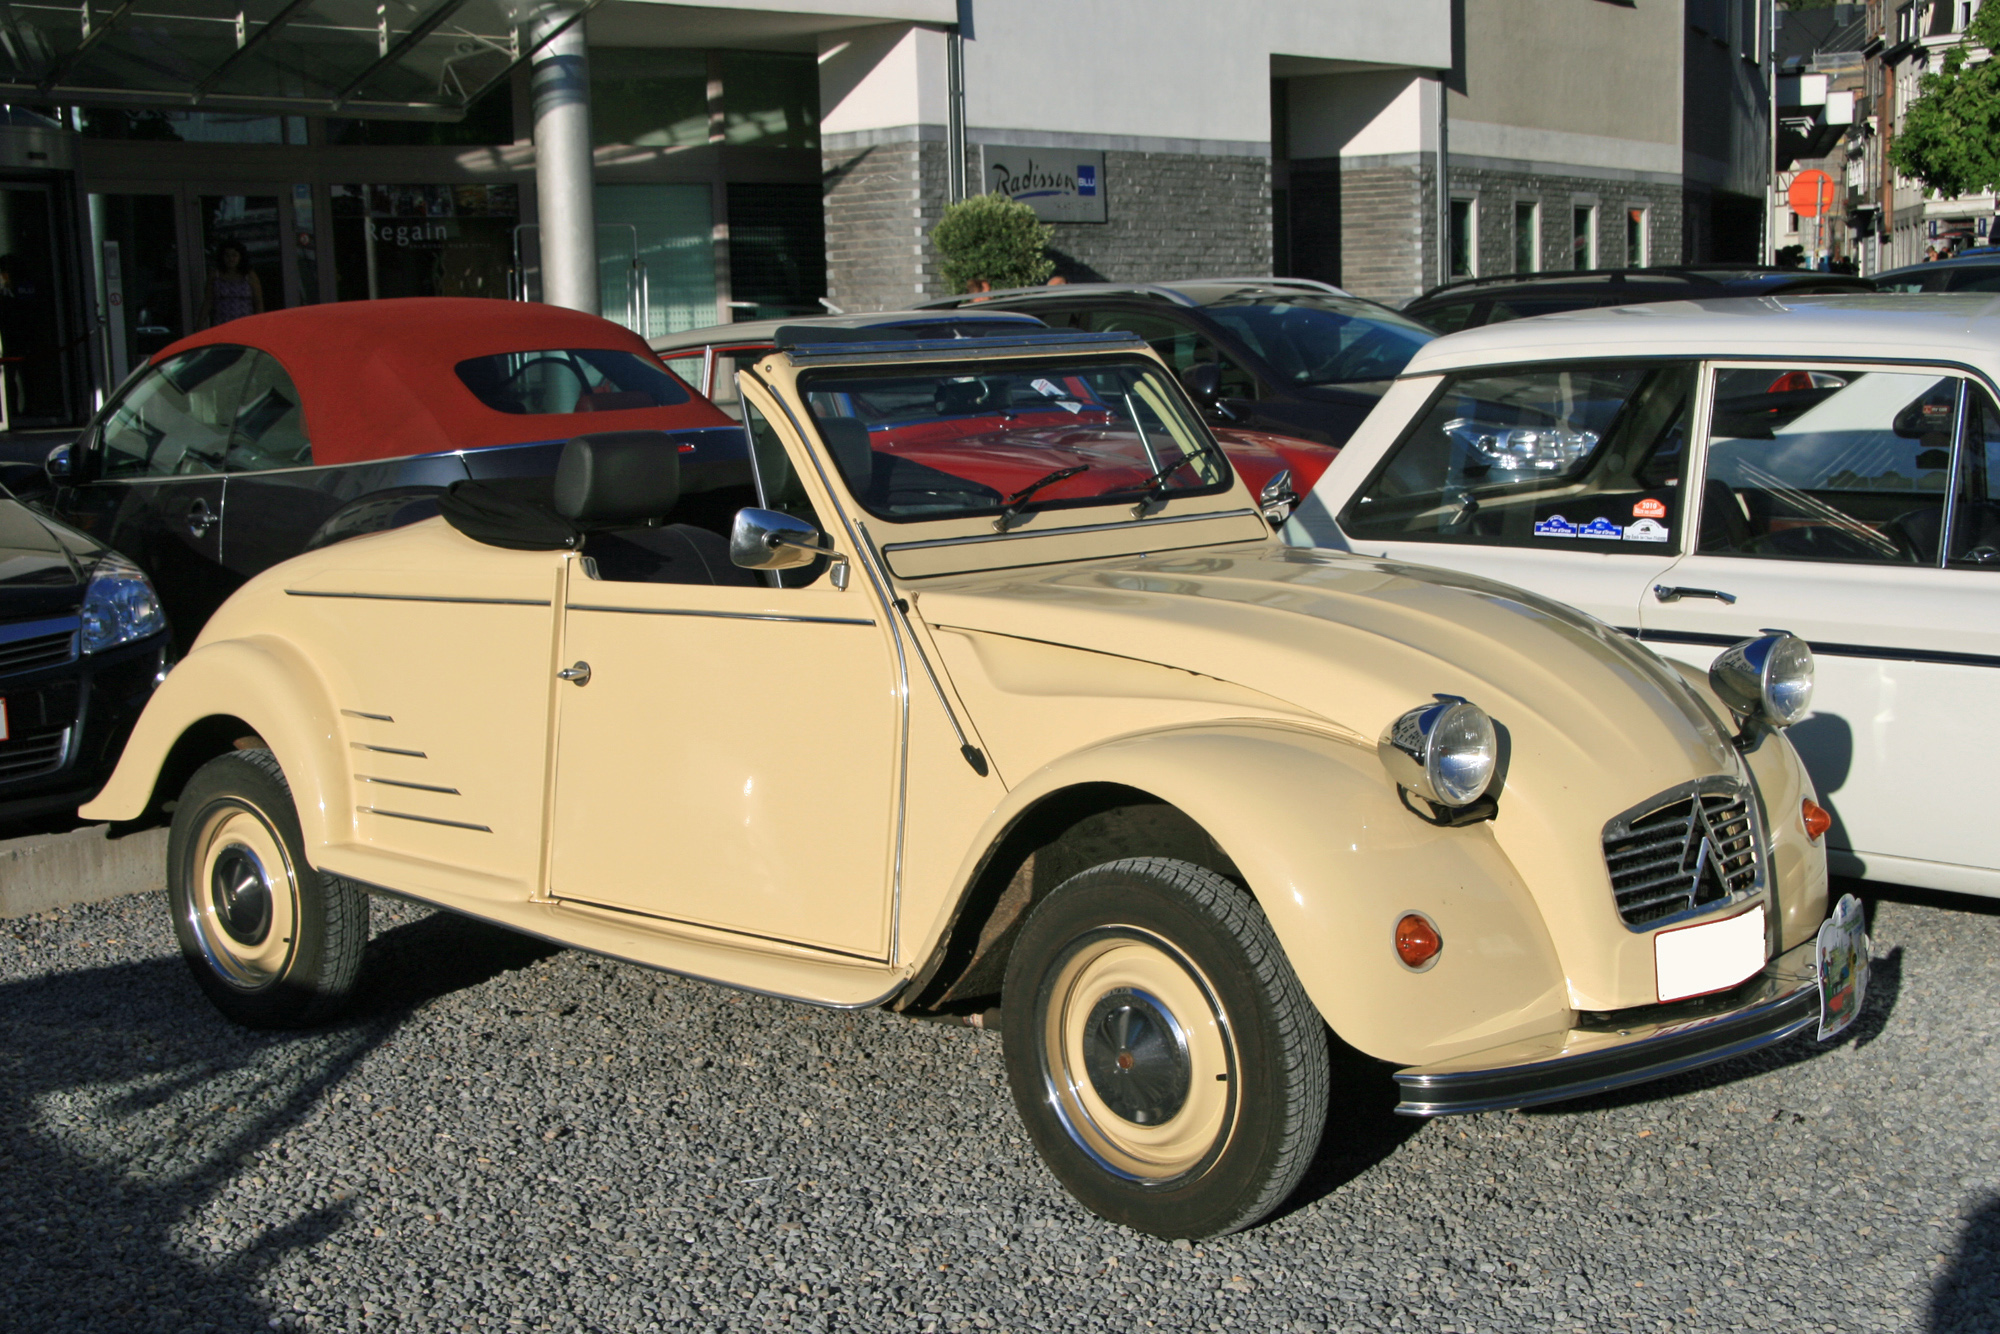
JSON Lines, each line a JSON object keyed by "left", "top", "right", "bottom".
{"left": 166, "top": 749, "right": 368, "bottom": 1029}
{"left": 1000, "top": 856, "right": 1330, "bottom": 1238}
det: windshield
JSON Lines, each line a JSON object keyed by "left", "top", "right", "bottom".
{"left": 1340, "top": 361, "right": 1696, "bottom": 548}
{"left": 1202, "top": 294, "right": 1434, "bottom": 386}
{"left": 799, "top": 357, "right": 1232, "bottom": 523}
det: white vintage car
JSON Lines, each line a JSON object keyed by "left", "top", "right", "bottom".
{"left": 85, "top": 330, "right": 1865, "bottom": 1238}
{"left": 1295, "top": 295, "right": 2000, "bottom": 899}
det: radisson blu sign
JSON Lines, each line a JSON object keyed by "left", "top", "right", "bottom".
{"left": 977, "top": 146, "right": 1107, "bottom": 224}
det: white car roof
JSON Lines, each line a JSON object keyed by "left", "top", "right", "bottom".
{"left": 1401, "top": 293, "right": 2000, "bottom": 379}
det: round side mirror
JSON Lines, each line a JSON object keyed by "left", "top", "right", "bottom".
{"left": 43, "top": 441, "right": 75, "bottom": 484}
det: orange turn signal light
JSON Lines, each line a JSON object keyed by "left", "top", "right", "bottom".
{"left": 1394, "top": 913, "right": 1442, "bottom": 970}
{"left": 1802, "top": 798, "right": 1832, "bottom": 843}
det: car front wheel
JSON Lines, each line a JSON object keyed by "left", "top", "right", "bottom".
{"left": 167, "top": 749, "right": 367, "bottom": 1029}
{"left": 1001, "top": 856, "right": 1329, "bottom": 1238}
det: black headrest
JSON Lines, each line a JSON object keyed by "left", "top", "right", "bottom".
{"left": 553, "top": 432, "right": 681, "bottom": 525}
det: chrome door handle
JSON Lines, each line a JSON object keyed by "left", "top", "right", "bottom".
{"left": 1653, "top": 584, "right": 1737, "bottom": 605}
{"left": 557, "top": 661, "right": 591, "bottom": 685}
{"left": 186, "top": 498, "right": 218, "bottom": 537}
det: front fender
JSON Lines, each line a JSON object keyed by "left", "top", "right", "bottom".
{"left": 80, "top": 634, "right": 346, "bottom": 850}
{"left": 949, "top": 720, "right": 1573, "bottom": 1067}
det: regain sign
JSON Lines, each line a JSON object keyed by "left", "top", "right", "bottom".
{"left": 977, "top": 146, "right": 1106, "bottom": 223}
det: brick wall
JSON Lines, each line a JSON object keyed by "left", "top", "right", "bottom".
{"left": 822, "top": 139, "right": 1272, "bottom": 311}
{"left": 1445, "top": 166, "right": 1685, "bottom": 277}
{"left": 1039, "top": 151, "right": 1272, "bottom": 284}
{"left": 1326, "top": 162, "right": 1434, "bottom": 305}
{"left": 821, "top": 135, "right": 950, "bottom": 314}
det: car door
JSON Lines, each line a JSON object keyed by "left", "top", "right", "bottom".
{"left": 50, "top": 345, "right": 253, "bottom": 641}
{"left": 545, "top": 385, "right": 903, "bottom": 957}
{"left": 1640, "top": 361, "right": 2000, "bottom": 889}
{"left": 1331, "top": 359, "right": 1698, "bottom": 629}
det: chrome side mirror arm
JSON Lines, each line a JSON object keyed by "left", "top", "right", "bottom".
{"left": 1258, "top": 468, "right": 1298, "bottom": 527}
{"left": 765, "top": 532, "right": 851, "bottom": 590}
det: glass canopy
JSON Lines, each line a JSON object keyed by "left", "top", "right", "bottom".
{"left": 0, "top": 0, "right": 595, "bottom": 119}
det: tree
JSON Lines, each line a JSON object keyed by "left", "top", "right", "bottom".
{"left": 1889, "top": 2, "right": 2000, "bottom": 197}
{"left": 929, "top": 193, "right": 1055, "bottom": 294}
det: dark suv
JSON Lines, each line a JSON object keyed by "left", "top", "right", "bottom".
{"left": 1404, "top": 267, "right": 1874, "bottom": 333}
{"left": 918, "top": 279, "right": 1435, "bottom": 447}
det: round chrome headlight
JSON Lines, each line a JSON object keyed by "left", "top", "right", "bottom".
{"left": 1709, "top": 633, "right": 1814, "bottom": 729}
{"left": 1378, "top": 696, "right": 1498, "bottom": 808}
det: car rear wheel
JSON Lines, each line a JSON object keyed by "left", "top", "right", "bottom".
{"left": 1001, "top": 856, "right": 1329, "bottom": 1238}
{"left": 167, "top": 749, "right": 367, "bottom": 1029}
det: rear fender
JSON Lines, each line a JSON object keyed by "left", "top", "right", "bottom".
{"left": 937, "top": 721, "right": 1572, "bottom": 1067}
{"left": 80, "top": 635, "right": 346, "bottom": 850}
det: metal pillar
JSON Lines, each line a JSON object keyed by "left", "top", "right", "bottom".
{"left": 530, "top": 3, "right": 598, "bottom": 315}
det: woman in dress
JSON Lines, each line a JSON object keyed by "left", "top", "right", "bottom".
{"left": 199, "top": 240, "right": 265, "bottom": 328}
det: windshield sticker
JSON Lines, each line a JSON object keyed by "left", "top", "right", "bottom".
{"left": 1578, "top": 517, "right": 1625, "bottom": 541}
{"left": 1633, "top": 498, "right": 1668, "bottom": 519}
{"left": 1533, "top": 515, "right": 1581, "bottom": 539}
{"left": 1030, "top": 377, "right": 1084, "bottom": 413}
{"left": 1625, "top": 517, "right": 1670, "bottom": 542}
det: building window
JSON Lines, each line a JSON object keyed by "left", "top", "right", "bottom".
{"left": 1788, "top": 210, "right": 1801, "bottom": 236}
{"left": 1627, "top": 207, "right": 1649, "bottom": 266}
{"left": 1514, "top": 201, "right": 1540, "bottom": 273}
{"left": 1573, "top": 205, "right": 1597, "bottom": 270}
{"left": 1449, "top": 198, "right": 1477, "bottom": 279}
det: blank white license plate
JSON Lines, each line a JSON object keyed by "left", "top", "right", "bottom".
{"left": 1655, "top": 904, "right": 1766, "bottom": 1003}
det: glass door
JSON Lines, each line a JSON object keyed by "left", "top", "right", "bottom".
{"left": 89, "top": 191, "right": 186, "bottom": 387}
{"left": 194, "top": 192, "right": 283, "bottom": 328}
{"left": 0, "top": 182, "right": 78, "bottom": 425}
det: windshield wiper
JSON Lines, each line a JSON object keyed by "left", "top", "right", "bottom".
{"left": 993, "top": 464, "right": 1090, "bottom": 532}
{"left": 1114, "top": 437, "right": 1228, "bottom": 517}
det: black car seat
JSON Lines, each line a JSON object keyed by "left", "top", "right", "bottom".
{"left": 440, "top": 432, "right": 757, "bottom": 587}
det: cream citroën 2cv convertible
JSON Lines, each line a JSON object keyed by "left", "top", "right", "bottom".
{"left": 82, "top": 328, "right": 1869, "bottom": 1239}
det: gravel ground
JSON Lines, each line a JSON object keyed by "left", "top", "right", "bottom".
{"left": 3, "top": 883, "right": 1995, "bottom": 1334}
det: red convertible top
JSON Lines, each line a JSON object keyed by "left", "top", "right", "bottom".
{"left": 159, "top": 297, "right": 732, "bottom": 466}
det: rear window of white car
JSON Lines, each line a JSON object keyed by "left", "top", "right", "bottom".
{"left": 1340, "top": 361, "right": 1697, "bottom": 550}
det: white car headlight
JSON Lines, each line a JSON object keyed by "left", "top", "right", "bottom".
{"left": 1379, "top": 696, "right": 1498, "bottom": 808}
{"left": 80, "top": 553, "right": 166, "bottom": 653}
{"left": 1709, "top": 633, "right": 1814, "bottom": 730}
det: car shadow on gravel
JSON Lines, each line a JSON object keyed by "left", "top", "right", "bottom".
{"left": 1275, "top": 1037, "right": 1424, "bottom": 1222}
{"left": 0, "top": 904, "right": 559, "bottom": 1332}
{"left": 1932, "top": 1194, "right": 2000, "bottom": 1332}
{"left": 1520, "top": 944, "right": 1905, "bottom": 1120}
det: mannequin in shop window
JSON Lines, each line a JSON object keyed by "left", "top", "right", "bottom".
{"left": 199, "top": 240, "right": 265, "bottom": 329}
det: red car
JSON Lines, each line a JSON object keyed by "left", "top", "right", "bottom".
{"left": 38, "top": 298, "right": 737, "bottom": 639}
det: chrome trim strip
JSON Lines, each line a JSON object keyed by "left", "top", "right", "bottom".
{"left": 356, "top": 775, "right": 460, "bottom": 795}
{"left": 350, "top": 742, "right": 426, "bottom": 758}
{"left": 355, "top": 805, "right": 490, "bottom": 832}
{"left": 0, "top": 615, "right": 79, "bottom": 647}
{"left": 1637, "top": 627, "right": 2000, "bottom": 670}
{"left": 556, "top": 895, "right": 889, "bottom": 964}
{"left": 881, "top": 507, "right": 1262, "bottom": 554}
{"left": 564, "top": 603, "right": 874, "bottom": 627}
{"left": 287, "top": 590, "right": 551, "bottom": 607}
{"left": 340, "top": 708, "right": 394, "bottom": 722}
{"left": 338, "top": 874, "right": 908, "bottom": 1010}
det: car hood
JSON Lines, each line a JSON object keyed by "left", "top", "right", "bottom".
{"left": 916, "top": 542, "right": 1741, "bottom": 813}
{"left": 0, "top": 498, "right": 87, "bottom": 616}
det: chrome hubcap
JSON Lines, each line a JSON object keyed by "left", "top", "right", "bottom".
{"left": 1081, "top": 988, "right": 1190, "bottom": 1126}
{"left": 210, "top": 845, "right": 273, "bottom": 946}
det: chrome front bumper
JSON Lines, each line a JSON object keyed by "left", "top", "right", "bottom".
{"left": 1393, "top": 935, "right": 1824, "bottom": 1117}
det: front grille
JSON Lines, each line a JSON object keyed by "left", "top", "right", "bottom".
{"left": 0, "top": 620, "right": 77, "bottom": 675}
{"left": 1603, "top": 779, "right": 1761, "bottom": 926}
{"left": 0, "top": 728, "right": 69, "bottom": 782}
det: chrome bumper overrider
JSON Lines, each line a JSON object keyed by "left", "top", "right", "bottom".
{"left": 1393, "top": 935, "right": 1823, "bottom": 1117}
